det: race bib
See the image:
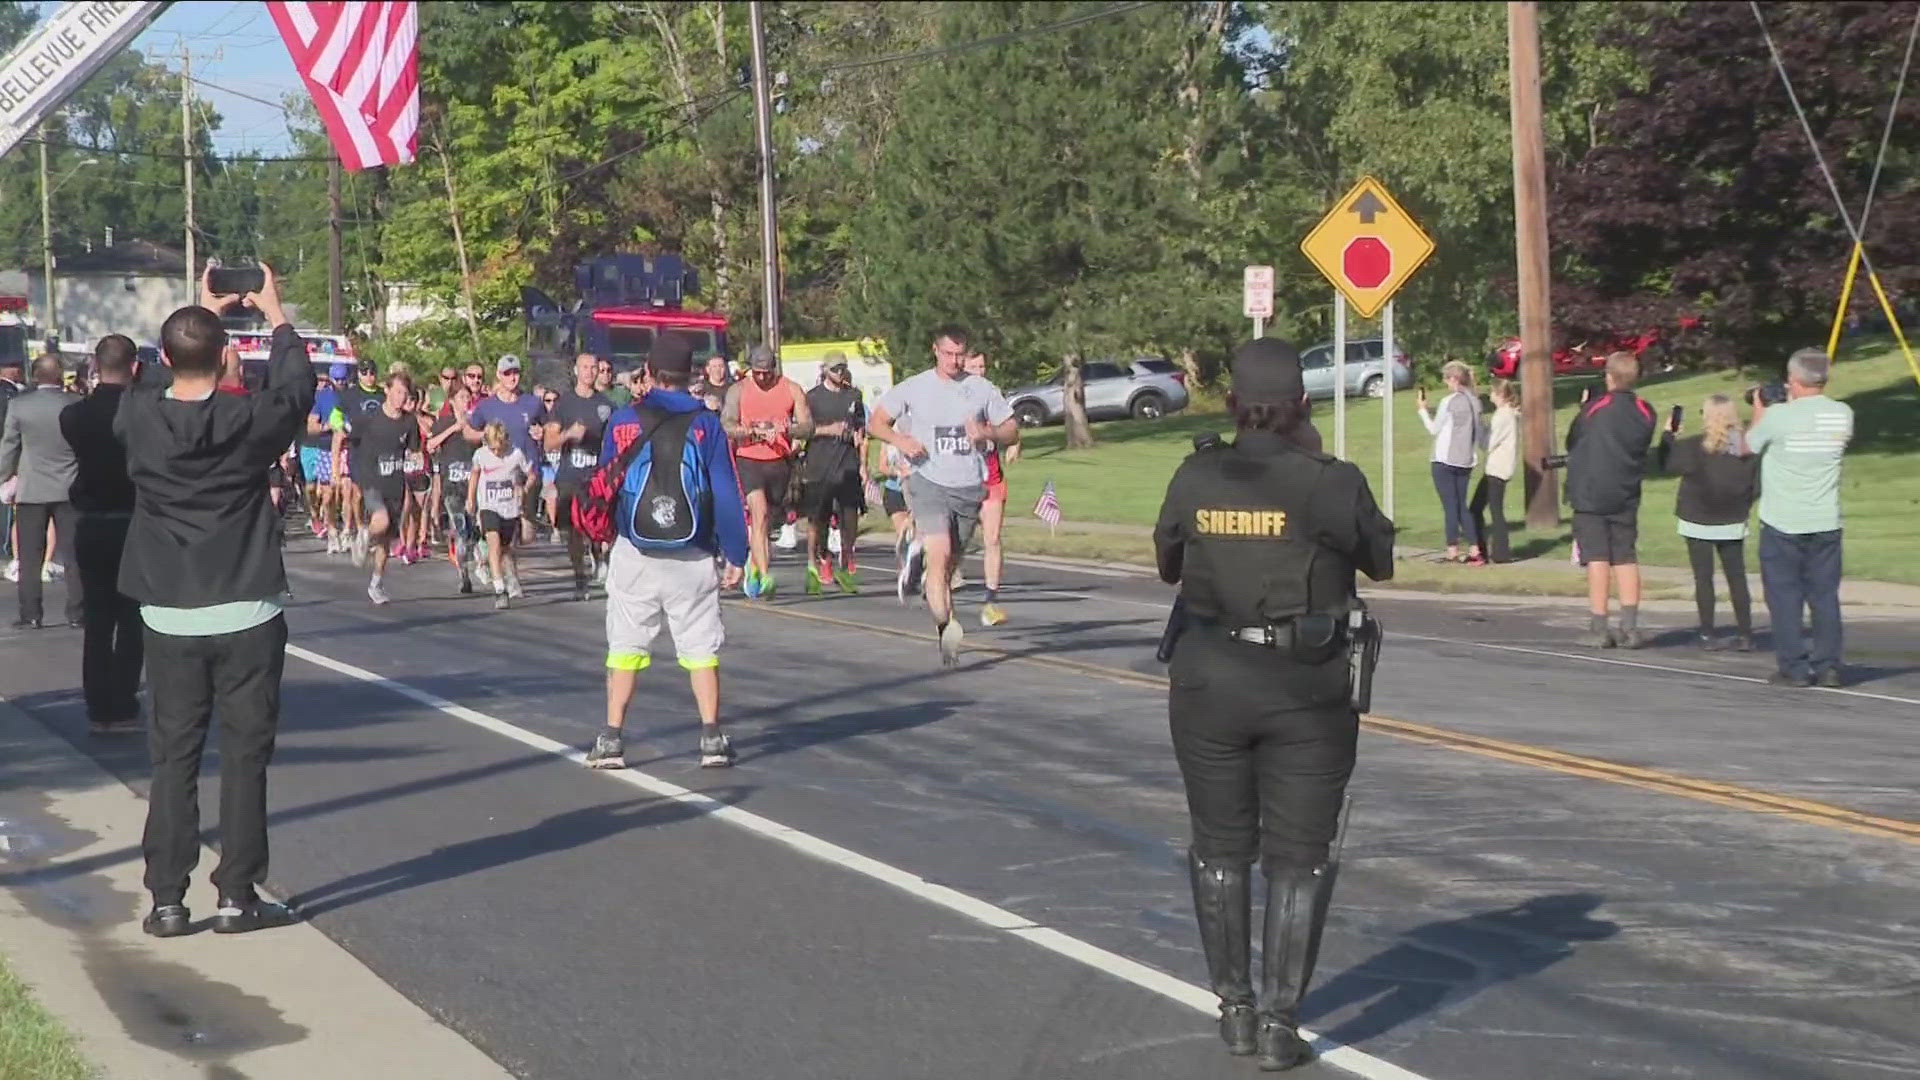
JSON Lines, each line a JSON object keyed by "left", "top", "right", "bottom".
{"left": 446, "top": 461, "right": 471, "bottom": 484}
{"left": 485, "top": 478, "right": 513, "bottom": 500}
{"left": 404, "top": 451, "right": 425, "bottom": 472}
{"left": 933, "top": 425, "right": 975, "bottom": 457}
{"left": 569, "top": 448, "right": 597, "bottom": 470}
{"left": 545, "top": 450, "right": 562, "bottom": 467}
{"left": 377, "top": 454, "right": 401, "bottom": 477}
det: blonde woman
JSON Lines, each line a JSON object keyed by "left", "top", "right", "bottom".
{"left": 1415, "top": 360, "right": 1487, "bottom": 563}
{"left": 1468, "top": 379, "right": 1520, "bottom": 562}
{"left": 467, "top": 420, "right": 530, "bottom": 610}
{"left": 1656, "top": 393, "right": 1760, "bottom": 649}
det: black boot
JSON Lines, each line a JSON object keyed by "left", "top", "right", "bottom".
{"left": 1187, "top": 851, "right": 1256, "bottom": 1055}
{"left": 1256, "top": 861, "right": 1338, "bottom": 1072}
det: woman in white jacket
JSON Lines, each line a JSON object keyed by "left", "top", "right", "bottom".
{"left": 1469, "top": 378, "right": 1520, "bottom": 563}
{"left": 1416, "top": 360, "right": 1487, "bottom": 562}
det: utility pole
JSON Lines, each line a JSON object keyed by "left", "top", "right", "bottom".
{"left": 38, "top": 126, "right": 56, "bottom": 341}
{"left": 434, "top": 126, "right": 485, "bottom": 359}
{"left": 748, "top": 0, "right": 781, "bottom": 352}
{"left": 180, "top": 44, "right": 195, "bottom": 294}
{"left": 329, "top": 159, "right": 344, "bottom": 334}
{"left": 1508, "top": 1, "right": 1558, "bottom": 528}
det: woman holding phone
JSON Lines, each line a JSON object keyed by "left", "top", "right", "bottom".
{"left": 1656, "top": 394, "right": 1760, "bottom": 650}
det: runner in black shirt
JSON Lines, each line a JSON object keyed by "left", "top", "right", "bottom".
{"left": 429, "top": 382, "right": 480, "bottom": 594}
{"left": 333, "top": 359, "right": 384, "bottom": 555}
{"left": 543, "top": 352, "right": 615, "bottom": 601}
{"left": 801, "top": 353, "right": 868, "bottom": 594}
{"left": 348, "top": 371, "right": 421, "bottom": 605}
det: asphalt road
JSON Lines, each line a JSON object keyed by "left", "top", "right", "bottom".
{"left": 2, "top": 535, "right": 1917, "bottom": 1080}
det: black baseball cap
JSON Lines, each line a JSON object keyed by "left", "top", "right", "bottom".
{"left": 649, "top": 331, "right": 695, "bottom": 376}
{"left": 357, "top": 358, "right": 378, "bottom": 375}
{"left": 1230, "top": 338, "right": 1306, "bottom": 405}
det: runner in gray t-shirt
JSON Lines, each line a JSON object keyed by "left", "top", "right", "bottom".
{"left": 870, "top": 324, "right": 1018, "bottom": 667}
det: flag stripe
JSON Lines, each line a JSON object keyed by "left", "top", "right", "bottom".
{"left": 267, "top": 1, "right": 418, "bottom": 170}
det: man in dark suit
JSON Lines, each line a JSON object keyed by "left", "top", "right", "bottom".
{"left": 0, "top": 353, "right": 83, "bottom": 628}
{"left": 61, "top": 335, "right": 146, "bottom": 734}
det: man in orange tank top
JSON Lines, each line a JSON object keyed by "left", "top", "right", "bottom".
{"left": 722, "top": 345, "right": 813, "bottom": 597}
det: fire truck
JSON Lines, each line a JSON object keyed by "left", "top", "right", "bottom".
{"left": 0, "top": 295, "right": 35, "bottom": 368}
{"left": 526, "top": 253, "right": 729, "bottom": 376}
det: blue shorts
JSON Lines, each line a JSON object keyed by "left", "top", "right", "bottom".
{"left": 299, "top": 446, "right": 333, "bottom": 484}
{"left": 541, "top": 464, "right": 557, "bottom": 485}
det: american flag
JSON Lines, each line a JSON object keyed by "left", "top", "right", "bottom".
{"left": 1033, "top": 479, "right": 1062, "bottom": 527}
{"left": 267, "top": 2, "right": 419, "bottom": 171}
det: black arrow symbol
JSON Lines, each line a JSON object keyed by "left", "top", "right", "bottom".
{"left": 1349, "top": 190, "right": 1387, "bottom": 223}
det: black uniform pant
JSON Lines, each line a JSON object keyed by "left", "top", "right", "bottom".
{"left": 14, "top": 500, "right": 79, "bottom": 623}
{"left": 1169, "top": 634, "right": 1357, "bottom": 869}
{"left": 74, "top": 513, "right": 143, "bottom": 722}
{"left": 142, "top": 615, "right": 287, "bottom": 906}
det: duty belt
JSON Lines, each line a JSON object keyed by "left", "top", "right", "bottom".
{"left": 1224, "top": 615, "right": 1341, "bottom": 650}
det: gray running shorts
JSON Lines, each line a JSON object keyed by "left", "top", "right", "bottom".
{"left": 905, "top": 476, "right": 985, "bottom": 552}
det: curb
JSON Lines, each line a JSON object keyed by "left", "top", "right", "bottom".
{"left": 0, "top": 696, "right": 513, "bottom": 1080}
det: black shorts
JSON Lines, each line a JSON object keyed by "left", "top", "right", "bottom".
{"left": 406, "top": 472, "right": 431, "bottom": 494}
{"left": 479, "top": 511, "right": 519, "bottom": 546}
{"left": 1572, "top": 510, "right": 1638, "bottom": 566}
{"left": 737, "top": 457, "right": 793, "bottom": 512}
{"left": 553, "top": 480, "right": 585, "bottom": 533}
{"left": 802, "top": 471, "right": 865, "bottom": 522}
{"left": 882, "top": 486, "right": 907, "bottom": 517}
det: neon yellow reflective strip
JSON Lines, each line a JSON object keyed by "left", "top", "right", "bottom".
{"left": 677, "top": 655, "right": 719, "bottom": 671}
{"left": 606, "top": 651, "right": 651, "bottom": 671}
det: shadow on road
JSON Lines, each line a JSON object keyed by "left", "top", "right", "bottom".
{"left": 1302, "top": 892, "right": 1618, "bottom": 1046}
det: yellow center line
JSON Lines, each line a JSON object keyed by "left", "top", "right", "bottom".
{"left": 730, "top": 600, "right": 1920, "bottom": 846}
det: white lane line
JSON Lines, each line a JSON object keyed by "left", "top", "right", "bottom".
{"left": 284, "top": 642, "right": 1434, "bottom": 1080}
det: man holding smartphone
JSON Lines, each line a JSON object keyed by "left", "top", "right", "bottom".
{"left": 118, "top": 265, "right": 313, "bottom": 937}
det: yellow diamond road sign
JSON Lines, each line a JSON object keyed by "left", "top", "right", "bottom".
{"left": 1300, "top": 176, "right": 1436, "bottom": 320}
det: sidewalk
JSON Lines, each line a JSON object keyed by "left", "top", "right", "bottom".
{"left": 0, "top": 697, "right": 513, "bottom": 1080}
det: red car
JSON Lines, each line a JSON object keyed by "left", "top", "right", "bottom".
{"left": 1486, "top": 322, "right": 1692, "bottom": 380}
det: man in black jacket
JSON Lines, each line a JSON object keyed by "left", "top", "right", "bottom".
{"left": 1566, "top": 351, "right": 1657, "bottom": 648}
{"left": 60, "top": 335, "right": 146, "bottom": 735}
{"left": 117, "top": 265, "right": 313, "bottom": 938}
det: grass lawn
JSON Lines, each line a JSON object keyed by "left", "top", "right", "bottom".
{"left": 994, "top": 339, "right": 1920, "bottom": 585}
{"left": 0, "top": 953, "right": 93, "bottom": 1080}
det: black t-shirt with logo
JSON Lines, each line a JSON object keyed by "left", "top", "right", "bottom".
{"left": 350, "top": 408, "right": 421, "bottom": 490}
{"left": 804, "top": 384, "right": 865, "bottom": 482}
{"left": 337, "top": 382, "right": 383, "bottom": 448}
{"left": 548, "top": 389, "right": 613, "bottom": 485}
{"left": 431, "top": 412, "right": 477, "bottom": 496}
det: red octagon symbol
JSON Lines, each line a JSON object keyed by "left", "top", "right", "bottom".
{"left": 1343, "top": 237, "right": 1391, "bottom": 289}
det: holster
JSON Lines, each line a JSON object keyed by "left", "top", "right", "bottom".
{"left": 1156, "top": 597, "right": 1189, "bottom": 664}
{"left": 1347, "top": 608, "right": 1382, "bottom": 712}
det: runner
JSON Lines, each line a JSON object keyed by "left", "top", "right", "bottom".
{"left": 594, "top": 356, "right": 627, "bottom": 407}
{"left": 302, "top": 362, "right": 348, "bottom": 552}
{"left": 398, "top": 385, "right": 433, "bottom": 563}
{"left": 468, "top": 356, "right": 547, "bottom": 547}
{"left": 428, "top": 382, "right": 480, "bottom": 593}
{"left": 468, "top": 420, "right": 530, "bottom": 609}
{"left": 869, "top": 324, "right": 1017, "bottom": 666}
{"left": 347, "top": 371, "right": 422, "bottom": 605}
{"left": 538, "top": 387, "right": 562, "bottom": 540}
{"left": 722, "top": 344, "right": 812, "bottom": 598}
{"left": 800, "top": 351, "right": 867, "bottom": 595}
{"left": 964, "top": 350, "right": 1021, "bottom": 627}
{"left": 695, "top": 353, "right": 731, "bottom": 413}
{"left": 586, "top": 332, "right": 748, "bottom": 771}
{"left": 544, "top": 352, "right": 614, "bottom": 600}
{"left": 878, "top": 441, "right": 916, "bottom": 585}
{"left": 333, "top": 358, "right": 384, "bottom": 558}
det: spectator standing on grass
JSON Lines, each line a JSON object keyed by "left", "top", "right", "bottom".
{"left": 1748, "top": 348, "right": 1853, "bottom": 688}
{"left": 1415, "top": 360, "right": 1486, "bottom": 564}
{"left": 1656, "top": 393, "right": 1760, "bottom": 652}
{"left": 1566, "top": 351, "right": 1657, "bottom": 649}
{"left": 1469, "top": 378, "right": 1520, "bottom": 564}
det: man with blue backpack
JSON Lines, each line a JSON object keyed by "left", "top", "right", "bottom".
{"left": 585, "top": 333, "right": 749, "bottom": 771}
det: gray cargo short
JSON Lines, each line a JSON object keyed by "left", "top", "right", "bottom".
{"left": 906, "top": 476, "right": 985, "bottom": 552}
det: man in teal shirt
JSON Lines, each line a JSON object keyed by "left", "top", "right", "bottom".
{"left": 1747, "top": 348, "right": 1854, "bottom": 688}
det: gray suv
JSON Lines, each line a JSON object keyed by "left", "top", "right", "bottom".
{"left": 1006, "top": 358, "right": 1191, "bottom": 427}
{"left": 1298, "top": 338, "right": 1414, "bottom": 400}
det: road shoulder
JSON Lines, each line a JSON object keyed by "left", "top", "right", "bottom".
{"left": 0, "top": 695, "right": 513, "bottom": 1080}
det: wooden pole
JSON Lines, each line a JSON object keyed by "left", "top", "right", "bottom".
{"left": 1509, "top": 0, "right": 1559, "bottom": 528}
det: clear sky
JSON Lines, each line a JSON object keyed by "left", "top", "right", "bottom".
{"left": 35, "top": 0, "right": 306, "bottom": 155}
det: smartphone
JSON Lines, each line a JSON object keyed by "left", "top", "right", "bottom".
{"left": 208, "top": 265, "right": 265, "bottom": 296}
{"left": 1668, "top": 404, "right": 1684, "bottom": 430}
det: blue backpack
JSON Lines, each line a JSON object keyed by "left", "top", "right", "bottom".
{"left": 615, "top": 406, "right": 711, "bottom": 551}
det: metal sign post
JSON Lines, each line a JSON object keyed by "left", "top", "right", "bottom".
{"left": 1332, "top": 292, "right": 1347, "bottom": 459}
{"left": 1244, "top": 265, "right": 1274, "bottom": 340}
{"left": 1381, "top": 300, "right": 1395, "bottom": 521}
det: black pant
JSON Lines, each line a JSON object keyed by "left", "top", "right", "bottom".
{"left": 142, "top": 615, "right": 288, "bottom": 906}
{"left": 1684, "top": 536, "right": 1751, "bottom": 637}
{"left": 1758, "top": 526, "right": 1843, "bottom": 680}
{"left": 14, "top": 501, "right": 79, "bottom": 623}
{"left": 1468, "top": 476, "right": 1510, "bottom": 562}
{"left": 1169, "top": 635, "right": 1356, "bottom": 868}
{"left": 74, "top": 514, "right": 144, "bottom": 722}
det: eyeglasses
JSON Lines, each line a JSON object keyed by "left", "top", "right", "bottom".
{"left": 439, "top": 371, "right": 455, "bottom": 381}
{"left": 462, "top": 371, "right": 484, "bottom": 380}
{"left": 542, "top": 396, "right": 557, "bottom": 405}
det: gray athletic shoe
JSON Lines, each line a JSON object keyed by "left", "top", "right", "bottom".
{"left": 699, "top": 729, "right": 737, "bottom": 768}
{"left": 585, "top": 731, "right": 625, "bottom": 770}
{"left": 938, "top": 618, "right": 965, "bottom": 668}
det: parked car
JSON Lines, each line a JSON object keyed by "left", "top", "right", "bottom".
{"left": 1297, "top": 338, "right": 1414, "bottom": 401}
{"left": 1006, "top": 358, "right": 1190, "bottom": 427}
{"left": 1488, "top": 316, "right": 1702, "bottom": 379}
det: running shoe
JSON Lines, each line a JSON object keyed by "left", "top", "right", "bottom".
{"left": 506, "top": 571, "right": 526, "bottom": 600}
{"left": 585, "top": 730, "right": 626, "bottom": 770}
{"left": 980, "top": 602, "right": 1008, "bottom": 628}
{"left": 458, "top": 568, "right": 473, "bottom": 595}
{"left": 42, "top": 561, "right": 63, "bottom": 582}
{"left": 473, "top": 561, "right": 492, "bottom": 588}
{"left": 951, "top": 568, "right": 966, "bottom": 590}
{"left": 350, "top": 528, "right": 370, "bottom": 567}
{"left": 898, "top": 540, "right": 926, "bottom": 604}
{"left": 493, "top": 588, "right": 509, "bottom": 610}
{"left": 367, "top": 580, "right": 391, "bottom": 606}
{"left": 834, "top": 565, "right": 859, "bottom": 595}
{"left": 760, "top": 570, "right": 777, "bottom": 598}
{"left": 938, "top": 618, "right": 965, "bottom": 668}
{"left": 806, "top": 562, "right": 825, "bottom": 595}
{"left": 2, "top": 560, "right": 16, "bottom": 583}
{"left": 743, "top": 566, "right": 765, "bottom": 599}
{"left": 325, "top": 531, "right": 342, "bottom": 555}
{"left": 572, "top": 579, "right": 591, "bottom": 603}
{"left": 699, "top": 728, "right": 737, "bottom": 768}
{"left": 593, "top": 557, "right": 608, "bottom": 586}
{"left": 774, "top": 522, "right": 799, "bottom": 550}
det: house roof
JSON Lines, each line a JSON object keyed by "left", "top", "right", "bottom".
{"left": 55, "top": 240, "right": 187, "bottom": 276}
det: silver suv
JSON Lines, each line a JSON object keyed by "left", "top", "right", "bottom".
{"left": 1298, "top": 338, "right": 1414, "bottom": 400}
{"left": 1006, "top": 358, "right": 1191, "bottom": 427}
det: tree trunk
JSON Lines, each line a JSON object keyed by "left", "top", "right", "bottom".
{"left": 645, "top": 2, "right": 733, "bottom": 304}
{"left": 1062, "top": 352, "right": 1094, "bottom": 449}
{"left": 1177, "top": 345, "right": 1203, "bottom": 388}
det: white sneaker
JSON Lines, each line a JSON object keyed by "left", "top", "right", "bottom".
{"left": 506, "top": 571, "right": 525, "bottom": 599}
{"left": 45, "top": 561, "right": 64, "bottom": 580}
{"left": 367, "top": 579, "right": 391, "bottom": 605}
{"left": 827, "top": 528, "right": 843, "bottom": 557}
{"left": 325, "top": 531, "right": 341, "bottom": 555}
{"left": 774, "top": 522, "right": 798, "bottom": 550}
{"left": 1, "top": 560, "right": 15, "bottom": 583}
{"left": 350, "top": 528, "right": 370, "bottom": 567}
{"left": 473, "top": 561, "right": 492, "bottom": 588}
{"left": 593, "top": 557, "right": 608, "bottom": 586}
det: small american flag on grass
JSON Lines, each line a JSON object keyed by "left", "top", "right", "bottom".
{"left": 1033, "top": 479, "right": 1062, "bottom": 529}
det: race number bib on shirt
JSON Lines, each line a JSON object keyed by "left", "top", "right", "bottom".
{"left": 569, "top": 448, "right": 597, "bottom": 470}
{"left": 377, "top": 454, "right": 402, "bottom": 477}
{"left": 446, "top": 461, "right": 471, "bottom": 484}
{"left": 404, "top": 451, "right": 425, "bottom": 473}
{"left": 933, "top": 425, "right": 975, "bottom": 457}
{"left": 545, "top": 450, "right": 562, "bottom": 467}
{"left": 485, "top": 479, "right": 513, "bottom": 501}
